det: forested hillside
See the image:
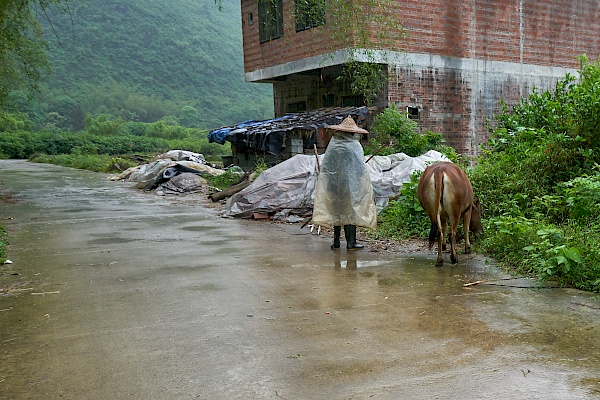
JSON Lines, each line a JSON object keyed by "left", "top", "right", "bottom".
{"left": 18, "top": 0, "right": 273, "bottom": 130}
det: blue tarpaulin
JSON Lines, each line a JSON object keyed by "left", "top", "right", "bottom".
{"left": 208, "top": 116, "right": 294, "bottom": 146}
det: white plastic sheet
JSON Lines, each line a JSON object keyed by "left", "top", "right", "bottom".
{"left": 223, "top": 155, "right": 319, "bottom": 219}
{"left": 221, "top": 150, "right": 449, "bottom": 219}
{"left": 366, "top": 150, "right": 450, "bottom": 209}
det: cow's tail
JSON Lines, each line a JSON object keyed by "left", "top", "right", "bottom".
{"left": 427, "top": 168, "right": 445, "bottom": 249}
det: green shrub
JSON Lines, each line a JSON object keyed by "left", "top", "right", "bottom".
{"left": 120, "top": 121, "right": 150, "bottom": 136}
{"left": 145, "top": 120, "right": 188, "bottom": 140}
{"left": 368, "top": 104, "right": 457, "bottom": 160}
{"left": 374, "top": 172, "right": 429, "bottom": 240}
{"left": 84, "top": 114, "right": 126, "bottom": 136}
{"left": 205, "top": 167, "right": 245, "bottom": 191}
{"left": 30, "top": 154, "right": 140, "bottom": 173}
{"left": 471, "top": 54, "right": 600, "bottom": 292}
{"left": 480, "top": 215, "right": 600, "bottom": 292}
{"left": 0, "top": 112, "right": 31, "bottom": 132}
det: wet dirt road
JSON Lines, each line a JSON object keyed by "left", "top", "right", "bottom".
{"left": 0, "top": 160, "right": 599, "bottom": 400}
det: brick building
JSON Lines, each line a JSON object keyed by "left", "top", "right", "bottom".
{"left": 239, "top": 0, "right": 600, "bottom": 158}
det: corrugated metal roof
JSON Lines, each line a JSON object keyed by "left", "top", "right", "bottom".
{"left": 208, "top": 106, "right": 374, "bottom": 155}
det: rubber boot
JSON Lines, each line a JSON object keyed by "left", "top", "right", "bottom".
{"left": 331, "top": 226, "right": 341, "bottom": 250}
{"left": 344, "top": 225, "right": 364, "bottom": 250}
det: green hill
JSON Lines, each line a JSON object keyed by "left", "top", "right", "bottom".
{"left": 29, "top": 0, "right": 273, "bottom": 130}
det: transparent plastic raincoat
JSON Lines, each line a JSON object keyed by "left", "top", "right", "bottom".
{"left": 312, "top": 132, "right": 377, "bottom": 229}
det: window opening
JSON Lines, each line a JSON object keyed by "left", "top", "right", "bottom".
{"left": 406, "top": 106, "right": 420, "bottom": 120}
{"left": 342, "top": 95, "right": 364, "bottom": 107}
{"left": 322, "top": 93, "right": 335, "bottom": 107}
{"left": 259, "top": 0, "right": 283, "bottom": 43}
{"left": 287, "top": 101, "right": 307, "bottom": 113}
{"left": 295, "top": 0, "right": 326, "bottom": 32}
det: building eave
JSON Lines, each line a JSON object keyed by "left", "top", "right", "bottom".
{"left": 245, "top": 48, "right": 576, "bottom": 83}
{"left": 245, "top": 49, "right": 356, "bottom": 82}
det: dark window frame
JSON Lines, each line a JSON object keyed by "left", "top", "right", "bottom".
{"left": 406, "top": 106, "right": 420, "bottom": 120}
{"left": 322, "top": 93, "right": 335, "bottom": 107}
{"left": 259, "top": 0, "right": 284, "bottom": 43}
{"left": 342, "top": 95, "right": 365, "bottom": 107}
{"left": 287, "top": 101, "right": 307, "bottom": 113}
{"left": 295, "top": 0, "right": 326, "bottom": 32}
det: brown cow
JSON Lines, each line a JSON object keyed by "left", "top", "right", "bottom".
{"left": 417, "top": 162, "right": 483, "bottom": 266}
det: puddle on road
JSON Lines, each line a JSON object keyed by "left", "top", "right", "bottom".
{"left": 87, "top": 237, "right": 139, "bottom": 245}
{"left": 257, "top": 247, "right": 600, "bottom": 396}
{"left": 180, "top": 225, "right": 222, "bottom": 233}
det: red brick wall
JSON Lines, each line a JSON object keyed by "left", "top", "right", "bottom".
{"left": 386, "top": 64, "right": 551, "bottom": 155}
{"left": 242, "top": 0, "right": 600, "bottom": 73}
{"left": 387, "top": 67, "right": 472, "bottom": 154}
{"left": 240, "top": 0, "right": 600, "bottom": 157}
{"left": 241, "top": 0, "right": 343, "bottom": 73}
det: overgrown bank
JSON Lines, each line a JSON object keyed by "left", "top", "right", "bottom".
{"left": 376, "top": 55, "right": 600, "bottom": 293}
{"left": 470, "top": 55, "right": 600, "bottom": 293}
{"left": 0, "top": 113, "right": 231, "bottom": 172}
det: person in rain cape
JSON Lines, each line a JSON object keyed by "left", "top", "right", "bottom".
{"left": 312, "top": 116, "right": 377, "bottom": 250}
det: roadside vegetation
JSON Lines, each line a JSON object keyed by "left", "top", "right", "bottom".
{"left": 471, "top": 55, "right": 600, "bottom": 293}
{"left": 0, "top": 113, "right": 231, "bottom": 173}
{"left": 375, "top": 55, "right": 600, "bottom": 293}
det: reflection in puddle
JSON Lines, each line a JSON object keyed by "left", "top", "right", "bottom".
{"left": 87, "top": 237, "right": 138, "bottom": 245}
{"left": 336, "top": 257, "right": 392, "bottom": 270}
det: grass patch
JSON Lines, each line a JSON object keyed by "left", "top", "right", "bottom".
{"left": 205, "top": 167, "right": 246, "bottom": 191}
{"left": 30, "top": 153, "right": 142, "bottom": 173}
{"left": 0, "top": 226, "right": 7, "bottom": 263}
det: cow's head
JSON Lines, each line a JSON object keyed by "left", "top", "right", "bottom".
{"left": 470, "top": 198, "right": 483, "bottom": 236}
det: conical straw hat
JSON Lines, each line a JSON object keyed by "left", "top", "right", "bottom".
{"left": 326, "top": 116, "right": 369, "bottom": 134}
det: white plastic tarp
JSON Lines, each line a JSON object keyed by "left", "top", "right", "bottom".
{"left": 366, "top": 150, "right": 450, "bottom": 208}
{"left": 221, "top": 150, "right": 449, "bottom": 219}
{"left": 223, "top": 155, "right": 319, "bottom": 219}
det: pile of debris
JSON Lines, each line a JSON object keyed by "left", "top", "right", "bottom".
{"left": 110, "top": 150, "right": 236, "bottom": 195}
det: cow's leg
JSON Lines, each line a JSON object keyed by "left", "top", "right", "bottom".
{"left": 449, "top": 216, "right": 459, "bottom": 264}
{"left": 463, "top": 208, "right": 472, "bottom": 254}
{"left": 435, "top": 213, "right": 445, "bottom": 266}
{"left": 440, "top": 214, "right": 448, "bottom": 251}
{"left": 449, "top": 229, "right": 458, "bottom": 264}
{"left": 436, "top": 228, "right": 444, "bottom": 266}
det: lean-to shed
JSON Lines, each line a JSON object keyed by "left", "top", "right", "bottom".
{"left": 208, "top": 106, "right": 376, "bottom": 171}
